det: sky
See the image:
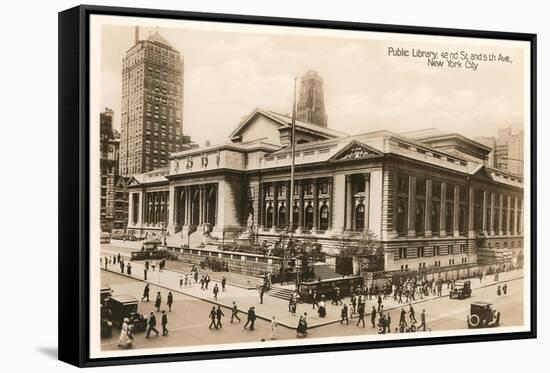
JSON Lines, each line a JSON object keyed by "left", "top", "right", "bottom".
{"left": 99, "top": 20, "right": 526, "bottom": 146}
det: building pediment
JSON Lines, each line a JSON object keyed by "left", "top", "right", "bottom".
{"left": 330, "top": 140, "right": 382, "bottom": 162}
{"left": 126, "top": 176, "right": 141, "bottom": 187}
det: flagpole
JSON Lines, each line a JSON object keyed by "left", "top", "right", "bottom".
{"left": 289, "top": 77, "right": 297, "bottom": 233}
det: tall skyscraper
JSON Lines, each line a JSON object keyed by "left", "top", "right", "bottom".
{"left": 296, "top": 70, "right": 328, "bottom": 127}
{"left": 119, "top": 28, "right": 187, "bottom": 176}
{"left": 100, "top": 108, "right": 120, "bottom": 231}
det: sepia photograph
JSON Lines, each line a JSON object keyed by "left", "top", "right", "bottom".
{"left": 83, "top": 11, "right": 533, "bottom": 361}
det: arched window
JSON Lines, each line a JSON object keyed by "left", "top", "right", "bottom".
{"left": 266, "top": 206, "right": 273, "bottom": 228}
{"left": 319, "top": 205, "right": 329, "bottom": 230}
{"left": 305, "top": 205, "right": 314, "bottom": 230}
{"left": 355, "top": 203, "right": 365, "bottom": 231}
{"left": 278, "top": 205, "right": 286, "bottom": 228}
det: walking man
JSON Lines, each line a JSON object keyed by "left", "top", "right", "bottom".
{"left": 216, "top": 306, "right": 225, "bottom": 329}
{"left": 155, "top": 292, "right": 162, "bottom": 312}
{"left": 167, "top": 291, "right": 173, "bottom": 312}
{"left": 244, "top": 306, "right": 256, "bottom": 330}
{"left": 161, "top": 310, "right": 169, "bottom": 336}
{"left": 145, "top": 311, "right": 159, "bottom": 338}
{"left": 141, "top": 283, "right": 150, "bottom": 302}
{"left": 221, "top": 277, "right": 227, "bottom": 292}
{"left": 371, "top": 306, "right": 377, "bottom": 328}
{"left": 179, "top": 275, "right": 183, "bottom": 288}
{"left": 213, "top": 283, "right": 219, "bottom": 300}
{"left": 259, "top": 285, "right": 265, "bottom": 304}
{"left": 208, "top": 306, "right": 217, "bottom": 329}
{"left": 377, "top": 294, "right": 383, "bottom": 312}
{"left": 420, "top": 309, "right": 426, "bottom": 331}
{"left": 356, "top": 302, "right": 366, "bottom": 328}
{"left": 409, "top": 304, "right": 417, "bottom": 324}
{"left": 126, "top": 262, "right": 132, "bottom": 275}
{"left": 231, "top": 301, "right": 241, "bottom": 323}
{"left": 340, "top": 303, "right": 349, "bottom": 325}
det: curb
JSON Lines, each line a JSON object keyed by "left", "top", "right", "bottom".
{"left": 101, "top": 268, "right": 295, "bottom": 328}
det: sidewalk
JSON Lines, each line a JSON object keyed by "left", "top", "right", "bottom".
{"left": 101, "top": 252, "right": 523, "bottom": 330}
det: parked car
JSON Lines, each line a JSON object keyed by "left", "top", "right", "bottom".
{"left": 467, "top": 301, "right": 500, "bottom": 328}
{"left": 100, "top": 232, "right": 111, "bottom": 244}
{"left": 449, "top": 280, "right": 472, "bottom": 299}
{"left": 131, "top": 239, "right": 167, "bottom": 261}
{"left": 111, "top": 229, "right": 126, "bottom": 240}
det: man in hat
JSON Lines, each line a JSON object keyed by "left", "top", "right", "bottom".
{"left": 161, "top": 310, "right": 169, "bottom": 336}
{"left": 244, "top": 307, "right": 256, "bottom": 330}
{"left": 141, "top": 283, "right": 150, "bottom": 302}
{"left": 145, "top": 311, "right": 159, "bottom": 338}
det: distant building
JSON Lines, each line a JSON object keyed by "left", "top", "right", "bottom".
{"left": 473, "top": 136, "right": 497, "bottom": 168}
{"left": 119, "top": 27, "right": 193, "bottom": 176}
{"left": 496, "top": 128, "right": 524, "bottom": 176}
{"left": 296, "top": 70, "right": 328, "bottom": 128}
{"left": 475, "top": 128, "right": 524, "bottom": 176}
{"left": 99, "top": 108, "right": 120, "bottom": 232}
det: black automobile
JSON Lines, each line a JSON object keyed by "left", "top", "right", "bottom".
{"left": 449, "top": 280, "right": 472, "bottom": 299}
{"left": 107, "top": 294, "right": 147, "bottom": 333}
{"left": 467, "top": 301, "right": 500, "bottom": 328}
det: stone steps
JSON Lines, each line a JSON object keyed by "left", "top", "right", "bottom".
{"left": 269, "top": 287, "right": 295, "bottom": 301}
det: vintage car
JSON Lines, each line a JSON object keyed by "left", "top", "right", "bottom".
{"left": 130, "top": 238, "right": 167, "bottom": 261}
{"left": 449, "top": 280, "right": 472, "bottom": 299}
{"left": 100, "top": 286, "right": 112, "bottom": 306}
{"left": 100, "top": 232, "right": 111, "bottom": 244}
{"left": 106, "top": 294, "right": 147, "bottom": 332}
{"left": 111, "top": 229, "right": 127, "bottom": 240}
{"left": 467, "top": 301, "right": 500, "bottom": 328}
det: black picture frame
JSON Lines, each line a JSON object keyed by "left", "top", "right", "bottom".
{"left": 58, "top": 4, "right": 537, "bottom": 368}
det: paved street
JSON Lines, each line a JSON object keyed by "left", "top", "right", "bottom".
{"left": 101, "top": 269, "right": 523, "bottom": 351}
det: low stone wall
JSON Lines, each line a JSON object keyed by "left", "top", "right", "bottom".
{"left": 166, "top": 246, "right": 279, "bottom": 277}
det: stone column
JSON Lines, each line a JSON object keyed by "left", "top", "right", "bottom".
{"left": 128, "top": 192, "right": 135, "bottom": 226}
{"left": 453, "top": 185, "right": 460, "bottom": 238}
{"left": 518, "top": 198, "right": 523, "bottom": 234}
{"left": 297, "top": 180, "right": 304, "bottom": 233}
{"left": 188, "top": 186, "right": 197, "bottom": 225}
{"left": 506, "top": 195, "right": 512, "bottom": 235}
{"left": 137, "top": 191, "right": 143, "bottom": 227}
{"left": 468, "top": 187, "right": 475, "bottom": 238}
{"left": 312, "top": 178, "right": 319, "bottom": 233}
{"left": 439, "top": 182, "right": 447, "bottom": 237}
{"left": 271, "top": 183, "right": 278, "bottom": 232}
{"left": 167, "top": 186, "right": 176, "bottom": 233}
{"left": 258, "top": 183, "right": 264, "bottom": 228}
{"left": 198, "top": 186, "right": 204, "bottom": 225}
{"left": 363, "top": 173, "right": 370, "bottom": 232}
{"left": 345, "top": 175, "right": 353, "bottom": 231}
{"left": 482, "top": 191, "right": 487, "bottom": 234}
{"left": 489, "top": 192, "right": 495, "bottom": 236}
{"left": 513, "top": 196, "right": 519, "bottom": 235}
{"left": 425, "top": 179, "right": 432, "bottom": 237}
{"left": 407, "top": 175, "right": 416, "bottom": 238}
{"left": 498, "top": 194, "right": 504, "bottom": 236}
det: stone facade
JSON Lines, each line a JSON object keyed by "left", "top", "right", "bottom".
{"left": 126, "top": 107, "right": 524, "bottom": 272}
